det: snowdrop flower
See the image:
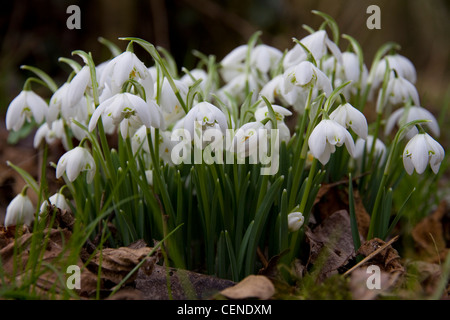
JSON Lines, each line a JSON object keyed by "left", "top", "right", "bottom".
{"left": 88, "top": 92, "right": 163, "bottom": 132}
{"left": 371, "top": 54, "right": 417, "bottom": 90}
{"left": 254, "top": 104, "right": 292, "bottom": 123}
{"left": 183, "top": 102, "right": 228, "bottom": 148}
{"left": 254, "top": 104, "right": 292, "bottom": 143}
{"left": 218, "top": 73, "right": 260, "bottom": 105}
{"left": 284, "top": 61, "right": 332, "bottom": 97}
{"left": 145, "top": 170, "right": 153, "bottom": 186}
{"left": 4, "top": 192, "right": 35, "bottom": 227}
{"left": 308, "top": 119, "right": 355, "bottom": 165}
{"left": 48, "top": 83, "right": 91, "bottom": 126}
{"left": 402, "top": 133, "right": 445, "bottom": 175}
{"left": 385, "top": 106, "right": 440, "bottom": 139}
{"left": 287, "top": 211, "right": 304, "bottom": 232}
{"left": 323, "top": 52, "right": 369, "bottom": 98}
{"left": 34, "top": 119, "right": 70, "bottom": 150}
{"left": 260, "top": 75, "right": 307, "bottom": 113}
{"left": 158, "top": 78, "right": 188, "bottom": 122}
{"left": 329, "top": 102, "right": 368, "bottom": 139}
{"left": 231, "top": 121, "right": 265, "bottom": 159}
{"left": 131, "top": 126, "right": 176, "bottom": 165}
{"left": 56, "top": 146, "right": 96, "bottom": 183}
{"left": 220, "top": 44, "right": 247, "bottom": 82}
{"left": 354, "top": 136, "right": 387, "bottom": 167}
{"left": 380, "top": 75, "right": 420, "bottom": 112}
{"left": 47, "top": 83, "right": 70, "bottom": 124}
{"left": 220, "top": 44, "right": 282, "bottom": 82}
{"left": 40, "top": 192, "right": 71, "bottom": 214}
{"left": 181, "top": 69, "right": 208, "bottom": 88}
{"left": 6, "top": 90, "right": 47, "bottom": 131}
{"left": 283, "top": 30, "right": 342, "bottom": 69}
{"left": 99, "top": 51, "right": 150, "bottom": 94}
{"left": 67, "top": 66, "right": 92, "bottom": 106}
{"left": 250, "top": 44, "right": 283, "bottom": 74}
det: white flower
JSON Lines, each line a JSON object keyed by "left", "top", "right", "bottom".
{"left": 220, "top": 45, "right": 247, "bottom": 82}
{"left": 4, "top": 193, "right": 35, "bottom": 227}
{"left": 354, "top": 136, "right": 387, "bottom": 167}
{"left": 56, "top": 146, "right": 96, "bottom": 183}
{"left": 6, "top": 90, "right": 48, "bottom": 131}
{"left": 250, "top": 44, "right": 283, "bottom": 74}
{"left": 283, "top": 30, "right": 342, "bottom": 69}
{"left": 381, "top": 76, "right": 420, "bottom": 111}
{"left": 67, "top": 66, "right": 92, "bottom": 106}
{"left": 158, "top": 78, "right": 188, "bottom": 115}
{"left": 308, "top": 119, "right": 355, "bottom": 165}
{"left": 99, "top": 51, "right": 150, "bottom": 94}
{"left": 183, "top": 102, "right": 228, "bottom": 148}
{"left": 284, "top": 61, "right": 332, "bottom": 96}
{"left": 131, "top": 126, "right": 176, "bottom": 165}
{"left": 88, "top": 93, "right": 163, "bottom": 132}
{"left": 385, "top": 106, "right": 440, "bottom": 139}
{"left": 145, "top": 170, "right": 153, "bottom": 185}
{"left": 231, "top": 121, "right": 265, "bottom": 159}
{"left": 371, "top": 54, "right": 417, "bottom": 90}
{"left": 287, "top": 211, "right": 304, "bottom": 232}
{"left": 181, "top": 69, "right": 208, "bottom": 88}
{"left": 254, "top": 104, "right": 292, "bottom": 123}
{"left": 402, "top": 133, "right": 445, "bottom": 175}
{"left": 217, "top": 72, "right": 260, "bottom": 105}
{"left": 329, "top": 102, "right": 368, "bottom": 139}
{"left": 40, "top": 193, "right": 71, "bottom": 214}
{"left": 34, "top": 119, "right": 70, "bottom": 150}
{"left": 323, "top": 52, "right": 369, "bottom": 98}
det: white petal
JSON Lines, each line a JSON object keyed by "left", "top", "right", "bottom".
{"left": 308, "top": 121, "right": 327, "bottom": 160}
{"left": 6, "top": 91, "right": 27, "bottom": 131}
{"left": 26, "top": 91, "right": 48, "bottom": 124}
{"left": 409, "top": 134, "right": 429, "bottom": 174}
{"left": 67, "top": 66, "right": 91, "bottom": 106}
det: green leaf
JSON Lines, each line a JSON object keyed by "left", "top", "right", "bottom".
{"left": 98, "top": 37, "right": 122, "bottom": 57}
{"left": 58, "top": 57, "right": 82, "bottom": 73}
{"left": 312, "top": 10, "right": 340, "bottom": 45}
{"left": 20, "top": 65, "right": 58, "bottom": 93}
{"left": 7, "top": 161, "right": 40, "bottom": 196}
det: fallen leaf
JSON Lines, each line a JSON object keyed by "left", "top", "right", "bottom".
{"left": 257, "top": 249, "right": 289, "bottom": 280}
{"left": 87, "top": 246, "right": 160, "bottom": 285}
{"left": 219, "top": 275, "right": 275, "bottom": 300}
{"left": 357, "top": 238, "right": 404, "bottom": 274}
{"left": 135, "top": 264, "right": 235, "bottom": 299}
{"left": 412, "top": 201, "right": 449, "bottom": 263}
{"left": 305, "top": 210, "right": 358, "bottom": 281}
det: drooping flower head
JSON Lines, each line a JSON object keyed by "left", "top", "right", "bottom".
{"left": 56, "top": 146, "right": 96, "bottom": 183}
{"left": 6, "top": 90, "right": 48, "bottom": 131}
{"left": 4, "top": 192, "right": 35, "bottom": 228}
{"left": 402, "top": 133, "right": 445, "bottom": 175}
{"left": 308, "top": 119, "right": 355, "bottom": 165}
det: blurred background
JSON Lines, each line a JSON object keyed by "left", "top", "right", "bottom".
{"left": 0, "top": 0, "right": 448, "bottom": 108}
{"left": 0, "top": 0, "right": 449, "bottom": 217}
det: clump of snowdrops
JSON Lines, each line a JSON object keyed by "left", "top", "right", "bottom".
{"left": 3, "top": 11, "right": 446, "bottom": 281}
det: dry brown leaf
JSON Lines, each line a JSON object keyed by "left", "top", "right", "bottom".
{"left": 87, "top": 246, "right": 160, "bottom": 284}
{"left": 357, "top": 238, "right": 404, "bottom": 274}
{"left": 219, "top": 275, "right": 275, "bottom": 300}
{"left": 135, "top": 264, "right": 235, "bottom": 299}
{"left": 305, "top": 210, "right": 357, "bottom": 281}
{"left": 257, "top": 249, "right": 289, "bottom": 280}
{"left": 412, "top": 201, "right": 449, "bottom": 263}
